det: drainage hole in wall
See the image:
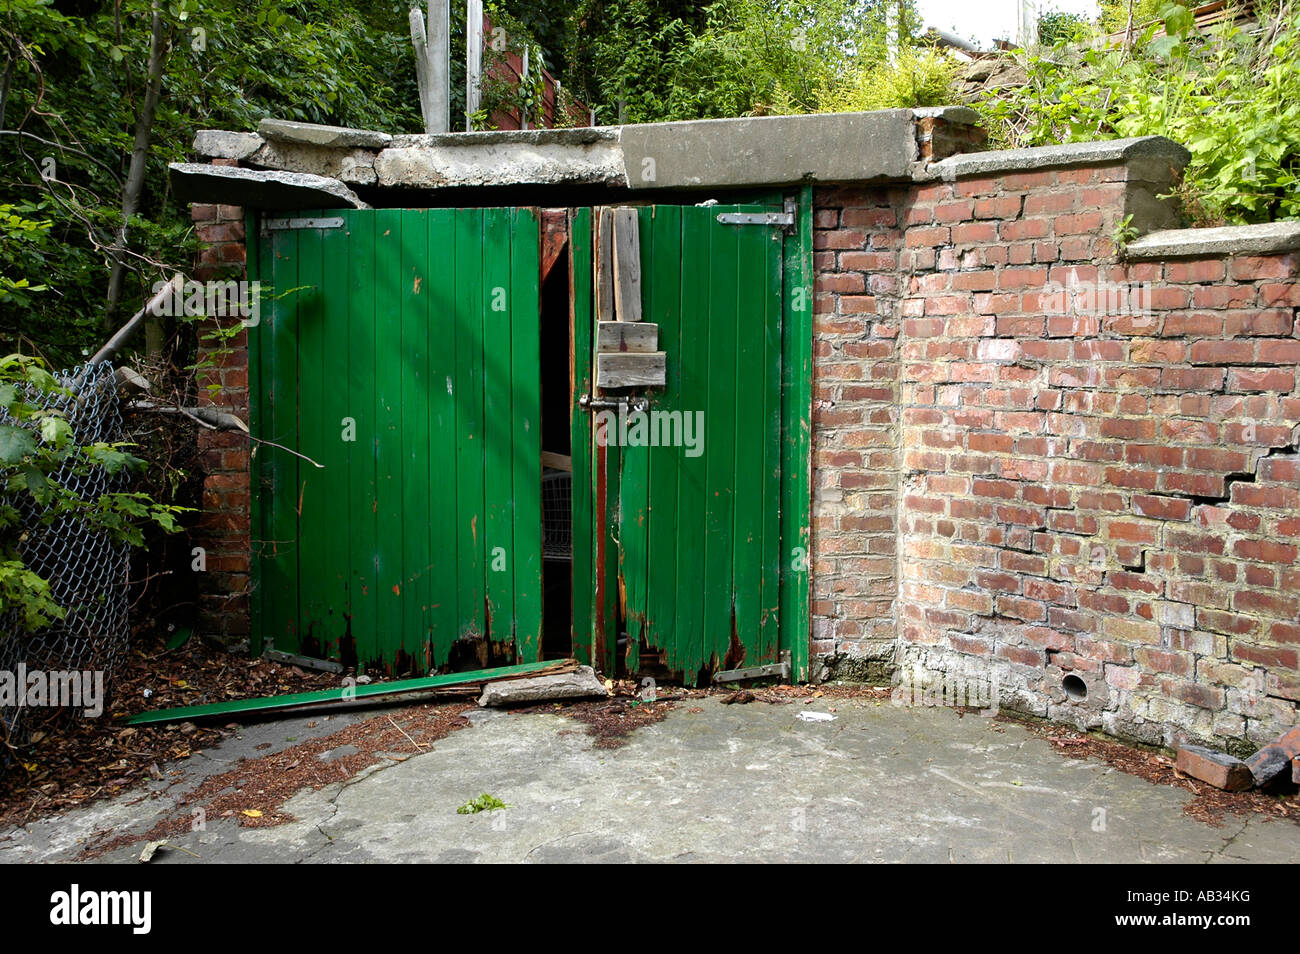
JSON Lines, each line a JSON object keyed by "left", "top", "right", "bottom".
{"left": 1063, "top": 674, "right": 1087, "bottom": 702}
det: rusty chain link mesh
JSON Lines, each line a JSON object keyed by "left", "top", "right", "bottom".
{"left": 1, "top": 362, "right": 129, "bottom": 750}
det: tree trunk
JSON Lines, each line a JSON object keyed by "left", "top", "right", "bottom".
{"left": 104, "top": 1, "right": 170, "bottom": 335}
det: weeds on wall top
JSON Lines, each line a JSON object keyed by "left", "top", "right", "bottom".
{"left": 977, "top": 1, "right": 1300, "bottom": 226}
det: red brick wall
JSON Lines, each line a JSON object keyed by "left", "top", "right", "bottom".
{"left": 809, "top": 187, "right": 905, "bottom": 672}
{"left": 190, "top": 164, "right": 252, "bottom": 647}
{"left": 889, "top": 162, "right": 1300, "bottom": 750}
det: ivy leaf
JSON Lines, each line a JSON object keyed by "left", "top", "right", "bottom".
{"left": 0, "top": 424, "right": 36, "bottom": 464}
{"left": 38, "top": 414, "right": 71, "bottom": 448}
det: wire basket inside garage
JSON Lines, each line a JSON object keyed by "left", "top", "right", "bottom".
{"left": 542, "top": 469, "right": 571, "bottom": 561}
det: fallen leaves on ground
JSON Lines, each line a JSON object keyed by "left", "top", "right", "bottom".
{"left": 0, "top": 632, "right": 344, "bottom": 828}
{"left": 79, "top": 702, "right": 473, "bottom": 859}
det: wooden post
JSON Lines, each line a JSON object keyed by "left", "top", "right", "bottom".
{"left": 410, "top": 3, "right": 450, "bottom": 134}
{"left": 429, "top": 0, "right": 449, "bottom": 133}
{"left": 465, "top": 0, "right": 483, "bottom": 130}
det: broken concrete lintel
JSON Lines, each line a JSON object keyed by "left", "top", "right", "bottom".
{"left": 910, "top": 105, "right": 982, "bottom": 124}
{"left": 478, "top": 665, "right": 608, "bottom": 707}
{"left": 375, "top": 139, "right": 625, "bottom": 189}
{"left": 246, "top": 139, "right": 378, "bottom": 186}
{"left": 258, "top": 117, "right": 392, "bottom": 150}
{"left": 1127, "top": 221, "right": 1300, "bottom": 260}
{"left": 193, "top": 129, "right": 264, "bottom": 160}
{"left": 618, "top": 109, "right": 919, "bottom": 190}
{"left": 169, "top": 162, "right": 369, "bottom": 210}
{"left": 925, "top": 135, "right": 1192, "bottom": 181}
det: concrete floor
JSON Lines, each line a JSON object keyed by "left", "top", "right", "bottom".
{"left": 2, "top": 696, "right": 1297, "bottom": 863}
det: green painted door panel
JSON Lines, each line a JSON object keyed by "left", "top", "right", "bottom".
{"left": 611, "top": 204, "right": 786, "bottom": 684}
{"left": 251, "top": 208, "right": 544, "bottom": 673}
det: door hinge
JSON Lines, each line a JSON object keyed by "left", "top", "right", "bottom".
{"left": 713, "top": 651, "right": 792, "bottom": 684}
{"left": 716, "top": 212, "right": 794, "bottom": 227}
{"left": 262, "top": 216, "right": 345, "bottom": 233}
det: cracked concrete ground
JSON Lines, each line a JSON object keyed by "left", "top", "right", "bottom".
{"left": 1, "top": 697, "right": 1297, "bottom": 863}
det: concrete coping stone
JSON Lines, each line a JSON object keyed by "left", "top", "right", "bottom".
{"left": 258, "top": 118, "right": 393, "bottom": 149}
{"left": 1125, "top": 221, "right": 1300, "bottom": 259}
{"left": 923, "top": 135, "right": 1191, "bottom": 181}
{"left": 390, "top": 126, "right": 620, "bottom": 148}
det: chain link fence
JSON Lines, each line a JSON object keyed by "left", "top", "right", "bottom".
{"left": 1, "top": 362, "right": 129, "bottom": 751}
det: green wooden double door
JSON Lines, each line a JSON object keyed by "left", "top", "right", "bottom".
{"left": 250, "top": 201, "right": 811, "bottom": 682}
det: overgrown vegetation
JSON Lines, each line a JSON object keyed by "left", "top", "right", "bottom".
{"left": 979, "top": 1, "right": 1300, "bottom": 225}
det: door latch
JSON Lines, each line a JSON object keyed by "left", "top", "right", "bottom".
{"left": 578, "top": 393, "right": 650, "bottom": 413}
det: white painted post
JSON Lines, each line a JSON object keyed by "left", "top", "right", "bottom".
{"left": 465, "top": 0, "right": 483, "bottom": 130}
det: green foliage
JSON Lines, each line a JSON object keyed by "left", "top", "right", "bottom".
{"left": 457, "top": 793, "right": 508, "bottom": 814}
{"left": 0, "top": 354, "right": 187, "bottom": 632}
{"left": 1037, "top": 10, "right": 1091, "bottom": 46}
{"left": 0, "top": 0, "right": 426, "bottom": 366}
{"left": 978, "top": 2, "right": 1300, "bottom": 225}
{"left": 817, "top": 47, "right": 958, "bottom": 112}
{"left": 1098, "top": 0, "right": 1164, "bottom": 35}
{"left": 561, "top": 0, "right": 911, "bottom": 123}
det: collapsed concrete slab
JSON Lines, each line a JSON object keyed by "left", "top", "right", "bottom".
{"left": 478, "top": 665, "right": 608, "bottom": 707}
{"left": 169, "top": 163, "right": 369, "bottom": 210}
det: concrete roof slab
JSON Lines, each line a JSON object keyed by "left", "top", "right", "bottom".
{"left": 169, "top": 163, "right": 369, "bottom": 209}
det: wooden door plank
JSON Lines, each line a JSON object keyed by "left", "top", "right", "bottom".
{"left": 400, "top": 209, "right": 432, "bottom": 665}
{"left": 644, "top": 205, "right": 683, "bottom": 669}
{"left": 373, "top": 210, "right": 406, "bottom": 668}
{"left": 596, "top": 320, "right": 657, "bottom": 353}
{"left": 595, "top": 207, "right": 614, "bottom": 325}
{"left": 568, "top": 207, "right": 596, "bottom": 668}
{"left": 731, "top": 216, "right": 767, "bottom": 666}
{"left": 261, "top": 225, "right": 301, "bottom": 657}
{"left": 594, "top": 351, "right": 666, "bottom": 388}
{"left": 427, "top": 209, "right": 460, "bottom": 667}
{"left": 345, "top": 212, "right": 378, "bottom": 667}
{"left": 320, "top": 214, "right": 353, "bottom": 662}
{"left": 702, "top": 210, "right": 740, "bottom": 672}
{"left": 611, "top": 207, "right": 642, "bottom": 322}
{"left": 510, "top": 207, "right": 543, "bottom": 660}
{"left": 483, "top": 207, "right": 516, "bottom": 648}
{"left": 758, "top": 210, "right": 784, "bottom": 664}
{"left": 295, "top": 218, "right": 329, "bottom": 656}
{"left": 674, "top": 210, "right": 711, "bottom": 684}
{"left": 454, "top": 208, "right": 486, "bottom": 640}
